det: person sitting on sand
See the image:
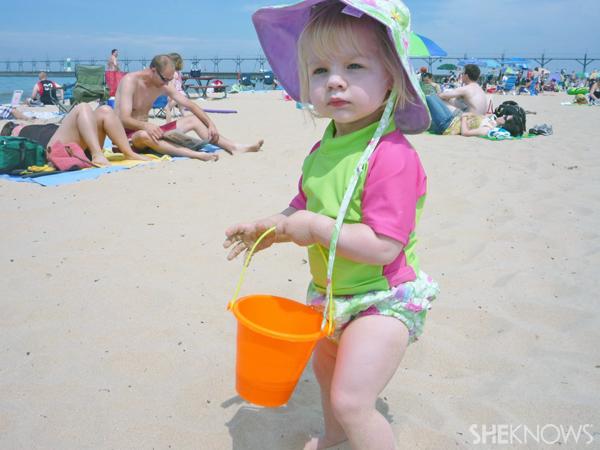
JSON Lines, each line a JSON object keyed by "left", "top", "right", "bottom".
{"left": 438, "top": 64, "right": 487, "bottom": 114}
{"left": 588, "top": 79, "right": 600, "bottom": 105}
{"left": 1, "top": 103, "right": 149, "bottom": 166}
{"left": 115, "top": 54, "right": 263, "bottom": 161}
{"left": 165, "top": 52, "right": 186, "bottom": 123}
{"left": 420, "top": 72, "right": 440, "bottom": 95}
{"left": 27, "top": 72, "right": 63, "bottom": 105}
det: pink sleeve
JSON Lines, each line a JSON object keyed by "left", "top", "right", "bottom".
{"left": 289, "top": 141, "right": 321, "bottom": 210}
{"left": 362, "top": 135, "right": 427, "bottom": 245}
{"left": 289, "top": 175, "right": 306, "bottom": 210}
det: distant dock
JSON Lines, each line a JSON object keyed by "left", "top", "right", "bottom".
{"left": 0, "top": 71, "right": 261, "bottom": 79}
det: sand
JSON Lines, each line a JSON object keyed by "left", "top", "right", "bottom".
{"left": 1, "top": 91, "right": 599, "bottom": 449}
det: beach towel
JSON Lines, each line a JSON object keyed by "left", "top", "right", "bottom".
{"left": 22, "top": 111, "right": 64, "bottom": 120}
{"left": 479, "top": 132, "right": 539, "bottom": 141}
{"left": 487, "top": 128, "right": 512, "bottom": 140}
{"left": 0, "top": 153, "right": 172, "bottom": 187}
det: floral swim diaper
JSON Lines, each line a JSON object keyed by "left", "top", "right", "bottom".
{"left": 307, "top": 271, "right": 439, "bottom": 343}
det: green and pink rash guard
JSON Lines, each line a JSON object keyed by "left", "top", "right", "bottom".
{"left": 289, "top": 119, "right": 428, "bottom": 296}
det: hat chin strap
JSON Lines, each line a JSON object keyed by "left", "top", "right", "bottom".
{"left": 320, "top": 92, "right": 398, "bottom": 329}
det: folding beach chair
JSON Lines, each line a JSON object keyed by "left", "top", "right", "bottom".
{"left": 10, "top": 90, "right": 23, "bottom": 106}
{"left": 150, "top": 95, "right": 169, "bottom": 118}
{"left": 239, "top": 73, "right": 255, "bottom": 90}
{"left": 46, "top": 81, "right": 77, "bottom": 116}
{"left": 71, "top": 65, "right": 109, "bottom": 105}
{"left": 496, "top": 75, "right": 517, "bottom": 95}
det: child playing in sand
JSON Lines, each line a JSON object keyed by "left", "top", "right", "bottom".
{"left": 224, "top": 1, "right": 438, "bottom": 448}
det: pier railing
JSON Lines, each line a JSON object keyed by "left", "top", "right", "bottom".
{"left": 0, "top": 54, "right": 597, "bottom": 77}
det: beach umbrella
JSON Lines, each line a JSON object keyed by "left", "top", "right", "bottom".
{"left": 504, "top": 67, "right": 516, "bottom": 74}
{"left": 458, "top": 58, "right": 500, "bottom": 69}
{"left": 503, "top": 58, "right": 530, "bottom": 69}
{"left": 483, "top": 59, "right": 501, "bottom": 69}
{"left": 438, "top": 63, "right": 457, "bottom": 71}
{"left": 458, "top": 58, "right": 483, "bottom": 67}
{"left": 408, "top": 32, "right": 447, "bottom": 57}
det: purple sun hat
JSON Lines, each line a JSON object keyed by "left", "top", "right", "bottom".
{"left": 252, "top": 0, "right": 431, "bottom": 134}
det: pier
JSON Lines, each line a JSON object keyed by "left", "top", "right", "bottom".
{"left": 0, "top": 53, "right": 597, "bottom": 77}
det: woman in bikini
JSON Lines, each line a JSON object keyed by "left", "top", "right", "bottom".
{"left": 1, "top": 103, "right": 150, "bottom": 165}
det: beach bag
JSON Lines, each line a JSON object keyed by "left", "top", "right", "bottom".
{"left": 494, "top": 101, "right": 527, "bottom": 136}
{"left": 46, "top": 141, "right": 94, "bottom": 171}
{"left": 0, "top": 136, "right": 46, "bottom": 173}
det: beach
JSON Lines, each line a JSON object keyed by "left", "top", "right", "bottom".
{"left": 1, "top": 91, "right": 599, "bottom": 449}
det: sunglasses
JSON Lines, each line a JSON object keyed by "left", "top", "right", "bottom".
{"left": 156, "top": 70, "right": 174, "bottom": 83}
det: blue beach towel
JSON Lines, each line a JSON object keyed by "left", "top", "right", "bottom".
{"left": 0, "top": 165, "right": 132, "bottom": 187}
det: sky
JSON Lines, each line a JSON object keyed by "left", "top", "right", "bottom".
{"left": 1, "top": 0, "right": 599, "bottom": 72}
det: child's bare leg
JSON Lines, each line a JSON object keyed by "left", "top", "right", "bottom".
{"left": 176, "top": 115, "right": 264, "bottom": 155}
{"left": 304, "top": 339, "right": 348, "bottom": 450}
{"left": 131, "top": 131, "right": 218, "bottom": 162}
{"left": 93, "top": 106, "right": 150, "bottom": 161}
{"left": 165, "top": 98, "right": 176, "bottom": 122}
{"left": 330, "top": 315, "right": 409, "bottom": 450}
{"left": 49, "top": 103, "right": 110, "bottom": 166}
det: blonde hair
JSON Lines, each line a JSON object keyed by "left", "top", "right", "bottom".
{"left": 169, "top": 52, "right": 184, "bottom": 71}
{"left": 297, "top": 2, "right": 410, "bottom": 110}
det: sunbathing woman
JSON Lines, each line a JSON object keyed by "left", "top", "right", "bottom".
{"left": 455, "top": 112, "right": 521, "bottom": 137}
{"left": 1, "top": 104, "right": 150, "bottom": 165}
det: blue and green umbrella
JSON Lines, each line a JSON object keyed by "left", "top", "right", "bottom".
{"left": 408, "top": 32, "right": 447, "bottom": 57}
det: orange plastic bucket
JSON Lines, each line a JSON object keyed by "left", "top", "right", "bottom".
{"left": 231, "top": 294, "right": 327, "bottom": 407}
{"left": 228, "top": 227, "right": 333, "bottom": 407}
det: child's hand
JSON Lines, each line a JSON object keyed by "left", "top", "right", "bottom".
{"left": 224, "top": 220, "right": 276, "bottom": 260}
{"left": 277, "top": 210, "right": 323, "bottom": 247}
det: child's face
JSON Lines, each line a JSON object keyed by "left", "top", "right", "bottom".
{"left": 305, "top": 25, "right": 392, "bottom": 136}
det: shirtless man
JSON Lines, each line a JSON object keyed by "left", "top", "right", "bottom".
{"left": 115, "top": 54, "right": 263, "bottom": 161}
{"left": 438, "top": 64, "right": 487, "bottom": 115}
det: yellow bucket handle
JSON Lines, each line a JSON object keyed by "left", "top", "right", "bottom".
{"left": 227, "top": 226, "right": 334, "bottom": 335}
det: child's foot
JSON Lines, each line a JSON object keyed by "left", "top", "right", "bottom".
{"left": 226, "top": 139, "right": 264, "bottom": 155}
{"left": 303, "top": 434, "right": 347, "bottom": 450}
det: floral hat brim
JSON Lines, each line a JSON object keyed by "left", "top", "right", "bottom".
{"left": 252, "top": 0, "right": 431, "bottom": 134}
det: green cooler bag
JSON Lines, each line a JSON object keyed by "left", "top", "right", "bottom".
{"left": 0, "top": 136, "right": 47, "bottom": 173}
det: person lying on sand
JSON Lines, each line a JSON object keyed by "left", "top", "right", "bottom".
{"left": 1, "top": 103, "right": 150, "bottom": 166}
{"left": 115, "top": 54, "right": 264, "bottom": 162}
{"left": 456, "top": 112, "right": 522, "bottom": 137}
{"left": 1, "top": 105, "right": 30, "bottom": 121}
